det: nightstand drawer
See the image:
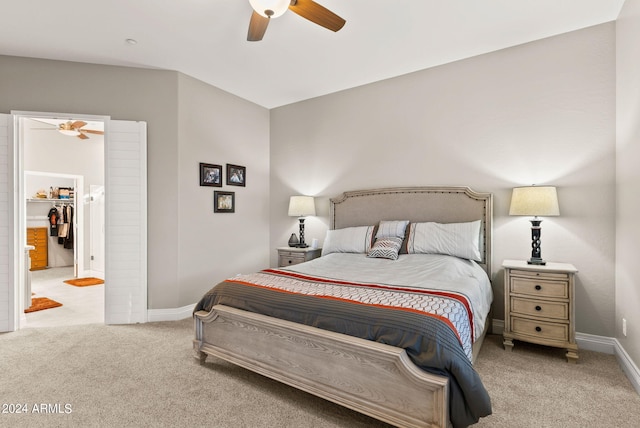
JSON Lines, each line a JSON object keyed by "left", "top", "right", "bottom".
{"left": 509, "top": 269, "right": 569, "bottom": 281}
{"left": 511, "top": 316, "right": 569, "bottom": 342}
{"left": 510, "top": 277, "right": 569, "bottom": 299}
{"left": 278, "top": 250, "right": 300, "bottom": 258}
{"left": 279, "top": 254, "right": 305, "bottom": 266}
{"left": 510, "top": 297, "right": 569, "bottom": 320}
{"left": 277, "top": 247, "right": 322, "bottom": 267}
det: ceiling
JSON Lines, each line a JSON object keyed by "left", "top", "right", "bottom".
{"left": 0, "top": 1, "right": 625, "bottom": 109}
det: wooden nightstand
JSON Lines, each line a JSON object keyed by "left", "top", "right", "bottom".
{"left": 277, "top": 247, "right": 322, "bottom": 267}
{"left": 502, "top": 260, "right": 579, "bottom": 363}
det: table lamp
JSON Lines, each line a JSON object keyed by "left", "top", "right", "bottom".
{"left": 288, "top": 195, "right": 316, "bottom": 248}
{"left": 509, "top": 186, "right": 560, "bottom": 265}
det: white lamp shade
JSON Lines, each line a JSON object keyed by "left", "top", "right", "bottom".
{"left": 509, "top": 186, "right": 560, "bottom": 216}
{"left": 249, "top": 0, "right": 290, "bottom": 18}
{"left": 288, "top": 196, "right": 316, "bottom": 217}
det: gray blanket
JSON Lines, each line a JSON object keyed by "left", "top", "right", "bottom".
{"left": 194, "top": 272, "right": 491, "bottom": 427}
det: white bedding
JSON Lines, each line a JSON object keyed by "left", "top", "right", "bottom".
{"left": 283, "top": 252, "right": 493, "bottom": 341}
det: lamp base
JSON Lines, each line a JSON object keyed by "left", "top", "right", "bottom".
{"left": 527, "top": 257, "right": 546, "bottom": 266}
{"left": 293, "top": 243, "right": 309, "bottom": 248}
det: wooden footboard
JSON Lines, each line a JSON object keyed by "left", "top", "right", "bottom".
{"left": 194, "top": 305, "right": 450, "bottom": 428}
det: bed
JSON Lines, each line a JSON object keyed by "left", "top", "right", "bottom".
{"left": 193, "top": 186, "right": 493, "bottom": 428}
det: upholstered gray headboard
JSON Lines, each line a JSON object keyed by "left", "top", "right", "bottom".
{"left": 330, "top": 186, "right": 493, "bottom": 277}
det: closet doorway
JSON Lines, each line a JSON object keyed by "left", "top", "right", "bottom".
{"left": 20, "top": 114, "right": 105, "bottom": 328}
{"left": 2, "top": 111, "right": 148, "bottom": 332}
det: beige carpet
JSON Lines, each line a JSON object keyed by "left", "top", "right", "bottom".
{"left": 0, "top": 320, "right": 638, "bottom": 428}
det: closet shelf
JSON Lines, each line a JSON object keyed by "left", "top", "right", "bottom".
{"left": 27, "top": 198, "right": 74, "bottom": 203}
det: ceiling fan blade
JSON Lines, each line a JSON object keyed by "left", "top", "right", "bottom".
{"left": 71, "top": 120, "right": 87, "bottom": 129}
{"left": 288, "top": 0, "right": 345, "bottom": 32}
{"left": 81, "top": 129, "right": 104, "bottom": 135}
{"left": 247, "top": 10, "right": 270, "bottom": 41}
{"left": 77, "top": 132, "right": 89, "bottom": 140}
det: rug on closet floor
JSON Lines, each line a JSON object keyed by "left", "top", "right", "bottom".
{"left": 24, "top": 297, "right": 63, "bottom": 313}
{"left": 64, "top": 277, "right": 104, "bottom": 287}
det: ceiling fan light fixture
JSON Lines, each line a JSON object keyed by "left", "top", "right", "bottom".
{"left": 59, "top": 129, "right": 81, "bottom": 137}
{"left": 249, "top": 0, "right": 290, "bottom": 18}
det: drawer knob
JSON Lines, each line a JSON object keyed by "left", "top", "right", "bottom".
{"left": 535, "top": 305, "right": 542, "bottom": 311}
{"left": 288, "top": 260, "right": 293, "bottom": 264}
{"left": 535, "top": 285, "right": 542, "bottom": 291}
{"left": 535, "top": 326, "right": 542, "bottom": 332}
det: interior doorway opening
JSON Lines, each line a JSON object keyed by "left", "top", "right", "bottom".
{"left": 17, "top": 113, "right": 106, "bottom": 328}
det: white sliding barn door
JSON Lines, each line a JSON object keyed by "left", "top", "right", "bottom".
{"left": 0, "top": 114, "right": 12, "bottom": 332}
{"left": 104, "top": 120, "right": 147, "bottom": 324}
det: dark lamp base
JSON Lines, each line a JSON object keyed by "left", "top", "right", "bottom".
{"left": 293, "top": 243, "right": 309, "bottom": 248}
{"left": 527, "top": 258, "right": 546, "bottom": 266}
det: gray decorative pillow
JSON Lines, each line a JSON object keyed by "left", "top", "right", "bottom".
{"left": 367, "top": 237, "right": 403, "bottom": 260}
{"left": 375, "top": 220, "right": 410, "bottom": 239}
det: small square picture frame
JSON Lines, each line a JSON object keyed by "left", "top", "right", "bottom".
{"left": 200, "top": 163, "right": 222, "bottom": 187}
{"left": 226, "top": 164, "right": 246, "bottom": 187}
{"left": 214, "top": 191, "right": 235, "bottom": 213}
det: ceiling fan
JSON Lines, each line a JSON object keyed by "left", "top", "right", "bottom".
{"left": 247, "top": 0, "right": 345, "bottom": 41}
{"left": 49, "top": 121, "right": 105, "bottom": 140}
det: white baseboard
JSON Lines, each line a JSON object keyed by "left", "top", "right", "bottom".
{"left": 576, "top": 332, "right": 616, "bottom": 354}
{"left": 614, "top": 339, "right": 640, "bottom": 395}
{"left": 147, "top": 304, "right": 194, "bottom": 322}
{"left": 491, "top": 319, "right": 639, "bottom": 395}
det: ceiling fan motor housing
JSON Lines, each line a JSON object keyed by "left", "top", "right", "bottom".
{"left": 249, "top": 0, "right": 290, "bottom": 18}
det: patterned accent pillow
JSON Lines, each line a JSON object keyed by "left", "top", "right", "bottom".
{"left": 367, "top": 237, "right": 403, "bottom": 260}
{"left": 375, "top": 220, "right": 410, "bottom": 239}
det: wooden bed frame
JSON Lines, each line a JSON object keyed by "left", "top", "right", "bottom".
{"left": 193, "top": 186, "right": 493, "bottom": 428}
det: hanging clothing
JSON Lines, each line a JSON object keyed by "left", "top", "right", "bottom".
{"left": 63, "top": 204, "right": 74, "bottom": 250}
{"left": 57, "top": 204, "right": 74, "bottom": 249}
{"left": 47, "top": 207, "right": 59, "bottom": 236}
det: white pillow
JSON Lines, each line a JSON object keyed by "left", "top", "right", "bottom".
{"left": 406, "top": 220, "right": 482, "bottom": 261}
{"left": 321, "top": 226, "right": 375, "bottom": 256}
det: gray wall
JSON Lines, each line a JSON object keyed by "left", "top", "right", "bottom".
{"left": 270, "top": 23, "right": 617, "bottom": 337}
{"left": 0, "top": 55, "right": 270, "bottom": 310}
{"left": 616, "top": 0, "right": 640, "bottom": 368}
{"left": 176, "top": 74, "right": 270, "bottom": 307}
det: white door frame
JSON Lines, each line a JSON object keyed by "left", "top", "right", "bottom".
{"left": 2, "top": 111, "right": 148, "bottom": 331}
{"left": 89, "top": 184, "right": 105, "bottom": 276}
{"left": 0, "top": 114, "right": 13, "bottom": 332}
{"left": 12, "top": 111, "right": 105, "bottom": 328}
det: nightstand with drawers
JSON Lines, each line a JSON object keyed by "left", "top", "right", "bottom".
{"left": 502, "top": 259, "right": 579, "bottom": 363}
{"left": 277, "top": 247, "right": 322, "bottom": 267}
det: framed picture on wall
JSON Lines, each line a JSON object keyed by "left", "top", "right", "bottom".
{"left": 226, "top": 164, "right": 246, "bottom": 187}
{"left": 214, "top": 191, "right": 235, "bottom": 213}
{"left": 200, "top": 163, "right": 222, "bottom": 187}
